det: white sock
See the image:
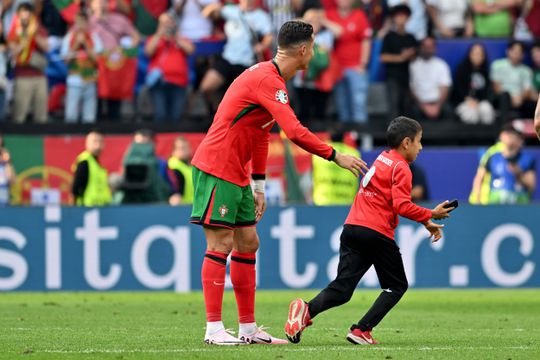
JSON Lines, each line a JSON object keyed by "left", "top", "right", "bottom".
{"left": 205, "top": 321, "right": 224, "bottom": 337}
{"left": 239, "top": 322, "right": 257, "bottom": 335}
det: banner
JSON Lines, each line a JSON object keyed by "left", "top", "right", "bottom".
{"left": 0, "top": 205, "right": 538, "bottom": 291}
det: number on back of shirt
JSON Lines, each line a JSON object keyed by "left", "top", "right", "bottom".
{"left": 362, "top": 166, "right": 376, "bottom": 188}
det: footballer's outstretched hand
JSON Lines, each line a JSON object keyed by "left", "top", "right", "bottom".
{"left": 423, "top": 220, "right": 444, "bottom": 243}
{"left": 254, "top": 191, "right": 267, "bottom": 222}
{"left": 431, "top": 200, "right": 453, "bottom": 220}
{"left": 334, "top": 152, "right": 369, "bottom": 177}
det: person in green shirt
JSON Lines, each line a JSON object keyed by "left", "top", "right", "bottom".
{"left": 471, "top": 0, "right": 517, "bottom": 38}
{"left": 532, "top": 42, "right": 540, "bottom": 94}
{"left": 491, "top": 40, "right": 537, "bottom": 121}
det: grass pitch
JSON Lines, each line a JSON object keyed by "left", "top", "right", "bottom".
{"left": 0, "top": 290, "right": 539, "bottom": 359}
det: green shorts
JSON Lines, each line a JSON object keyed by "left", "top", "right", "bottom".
{"left": 190, "top": 166, "right": 256, "bottom": 229}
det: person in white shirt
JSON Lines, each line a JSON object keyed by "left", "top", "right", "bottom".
{"left": 426, "top": 0, "right": 474, "bottom": 38}
{"left": 409, "top": 36, "right": 453, "bottom": 120}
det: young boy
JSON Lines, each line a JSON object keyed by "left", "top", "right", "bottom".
{"left": 284, "top": 116, "right": 454, "bottom": 345}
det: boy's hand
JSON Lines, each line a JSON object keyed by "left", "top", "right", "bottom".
{"left": 334, "top": 152, "right": 369, "bottom": 177}
{"left": 423, "top": 220, "right": 444, "bottom": 243}
{"left": 431, "top": 200, "right": 453, "bottom": 220}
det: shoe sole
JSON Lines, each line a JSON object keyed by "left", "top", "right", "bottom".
{"left": 346, "top": 334, "right": 376, "bottom": 345}
{"left": 204, "top": 340, "right": 246, "bottom": 346}
{"left": 284, "top": 299, "right": 306, "bottom": 344}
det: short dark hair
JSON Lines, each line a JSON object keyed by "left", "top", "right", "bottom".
{"left": 532, "top": 41, "right": 540, "bottom": 50}
{"left": 386, "top": 116, "right": 422, "bottom": 149}
{"left": 501, "top": 123, "right": 523, "bottom": 137}
{"left": 507, "top": 40, "right": 526, "bottom": 52}
{"left": 17, "top": 2, "right": 34, "bottom": 13}
{"left": 278, "top": 20, "right": 313, "bottom": 48}
{"left": 390, "top": 4, "right": 411, "bottom": 17}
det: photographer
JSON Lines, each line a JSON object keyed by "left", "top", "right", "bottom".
{"left": 144, "top": 12, "right": 194, "bottom": 122}
{"left": 0, "top": 133, "right": 16, "bottom": 206}
{"left": 470, "top": 124, "right": 536, "bottom": 205}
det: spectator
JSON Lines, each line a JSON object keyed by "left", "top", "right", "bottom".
{"left": 40, "top": 0, "right": 68, "bottom": 45}
{"left": 170, "top": 0, "right": 217, "bottom": 41}
{"left": 200, "top": 0, "right": 273, "bottom": 114}
{"left": 410, "top": 162, "right": 429, "bottom": 202}
{"left": 524, "top": 0, "right": 540, "bottom": 40}
{"left": 7, "top": 2, "right": 49, "bottom": 123}
{"left": 386, "top": 0, "right": 427, "bottom": 40}
{"left": 312, "top": 126, "right": 360, "bottom": 205}
{"left": 471, "top": 0, "right": 518, "bottom": 38}
{"left": 72, "top": 130, "right": 112, "bottom": 206}
{"left": 61, "top": 11, "right": 103, "bottom": 124}
{"left": 532, "top": 42, "right": 540, "bottom": 95}
{"left": 426, "top": 0, "right": 474, "bottom": 38}
{"left": 491, "top": 40, "right": 536, "bottom": 122}
{"left": 327, "top": 0, "right": 372, "bottom": 123}
{"left": 410, "top": 36, "right": 452, "bottom": 121}
{"left": 0, "top": 38, "right": 7, "bottom": 121}
{"left": 2, "top": 0, "right": 32, "bottom": 39}
{"left": 470, "top": 124, "right": 536, "bottom": 204}
{"left": 145, "top": 13, "right": 194, "bottom": 123}
{"left": 167, "top": 136, "right": 194, "bottom": 205}
{"left": 454, "top": 43, "right": 495, "bottom": 125}
{"left": 262, "top": 0, "right": 302, "bottom": 39}
{"left": 0, "top": 133, "right": 16, "bottom": 206}
{"left": 293, "top": 9, "right": 340, "bottom": 121}
{"left": 89, "top": 0, "right": 140, "bottom": 121}
{"left": 361, "top": 0, "right": 389, "bottom": 37}
{"left": 380, "top": 5, "right": 417, "bottom": 120}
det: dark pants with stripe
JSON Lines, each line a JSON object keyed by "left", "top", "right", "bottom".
{"left": 308, "top": 225, "right": 408, "bottom": 331}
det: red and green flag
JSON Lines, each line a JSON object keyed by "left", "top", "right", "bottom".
{"left": 97, "top": 47, "right": 138, "bottom": 100}
{"left": 52, "top": 0, "right": 81, "bottom": 25}
{"left": 133, "top": 0, "right": 169, "bottom": 36}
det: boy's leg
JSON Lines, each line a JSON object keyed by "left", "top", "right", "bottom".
{"left": 354, "top": 236, "right": 408, "bottom": 332}
{"left": 308, "top": 225, "right": 373, "bottom": 318}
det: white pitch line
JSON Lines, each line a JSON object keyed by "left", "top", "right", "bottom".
{"left": 23, "top": 346, "right": 535, "bottom": 354}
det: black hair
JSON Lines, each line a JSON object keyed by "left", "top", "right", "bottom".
{"left": 461, "top": 42, "right": 489, "bottom": 74}
{"left": 532, "top": 40, "right": 540, "bottom": 50}
{"left": 501, "top": 123, "right": 523, "bottom": 137}
{"left": 507, "top": 40, "right": 526, "bottom": 52}
{"left": 386, "top": 116, "right": 422, "bottom": 149}
{"left": 17, "top": 2, "right": 34, "bottom": 13}
{"left": 135, "top": 128, "right": 155, "bottom": 139}
{"left": 278, "top": 20, "right": 313, "bottom": 48}
{"left": 0, "top": 133, "right": 4, "bottom": 148}
{"left": 389, "top": 4, "right": 411, "bottom": 17}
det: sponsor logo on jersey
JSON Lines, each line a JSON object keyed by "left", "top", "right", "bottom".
{"left": 275, "top": 89, "right": 288, "bottom": 104}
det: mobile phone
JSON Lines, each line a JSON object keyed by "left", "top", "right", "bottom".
{"left": 443, "top": 199, "right": 459, "bottom": 211}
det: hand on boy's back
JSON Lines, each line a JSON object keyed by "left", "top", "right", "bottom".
{"left": 333, "top": 152, "right": 369, "bottom": 177}
{"left": 430, "top": 200, "right": 454, "bottom": 220}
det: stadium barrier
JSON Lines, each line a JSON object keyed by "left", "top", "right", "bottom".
{"left": 0, "top": 205, "right": 538, "bottom": 291}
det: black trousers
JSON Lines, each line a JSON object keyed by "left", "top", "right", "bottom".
{"left": 308, "top": 225, "right": 408, "bottom": 331}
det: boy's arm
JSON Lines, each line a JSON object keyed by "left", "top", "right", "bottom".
{"left": 391, "top": 162, "right": 432, "bottom": 223}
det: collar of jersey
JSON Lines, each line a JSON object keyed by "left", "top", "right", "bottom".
{"left": 271, "top": 59, "right": 282, "bottom": 77}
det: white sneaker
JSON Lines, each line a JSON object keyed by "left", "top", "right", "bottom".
{"left": 239, "top": 326, "right": 288, "bottom": 345}
{"left": 204, "top": 329, "right": 247, "bottom": 346}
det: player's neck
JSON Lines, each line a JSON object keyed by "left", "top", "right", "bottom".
{"left": 273, "top": 54, "right": 296, "bottom": 81}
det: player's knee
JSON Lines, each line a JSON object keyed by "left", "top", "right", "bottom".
{"left": 393, "top": 282, "right": 408, "bottom": 298}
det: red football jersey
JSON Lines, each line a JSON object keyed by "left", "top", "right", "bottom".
{"left": 192, "top": 61, "right": 334, "bottom": 186}
{"left": 345, "top": 149, "right": 432, "bottom": 240}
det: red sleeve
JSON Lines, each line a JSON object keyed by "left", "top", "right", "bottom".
{"left": 251, "top": 131, "right": 269, "bottom": 178}
{"left": 356, "top": 11, "right": 372, "bottom": 41}
{"left": 391, "top": 162, "right": 432, "bottom": 223}
{"left": 257, "top": 76, "right": 334, "bottom": 160}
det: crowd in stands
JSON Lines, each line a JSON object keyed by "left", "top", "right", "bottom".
{"left": 0, "top": 0, "right": 538, "bottom": 126}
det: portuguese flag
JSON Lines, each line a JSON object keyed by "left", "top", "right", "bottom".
{"left": 133, "top": 0, "right": 169, "bottom": 36}
{"left": 97, "top": 47, "right": 138, "bottom": 100}
{"left": 52, "top": 0, "right": 81, "bottom": 25}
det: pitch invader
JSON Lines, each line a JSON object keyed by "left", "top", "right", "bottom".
{"left": 190, "top": 20, "right": 369, "bottom": 345}
{"left": 285, "top": 116, "right": 455, "bottom": 345}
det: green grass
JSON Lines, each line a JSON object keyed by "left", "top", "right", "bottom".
{"left": 0, "top": 290, "right": 539, "bottom": 359}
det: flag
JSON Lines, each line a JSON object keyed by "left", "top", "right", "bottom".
{"left": 52, "top": 0, "right": 81, "bottom": 25}
{"left": 97, "top": 47, "right": 138, "bottom": 100}
{"left": 133, "top": 0, "right": 169, "bottom": 36}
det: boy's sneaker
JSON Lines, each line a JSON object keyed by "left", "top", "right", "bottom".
{"left": 239, "top": 326, "right": 288, "bottom": 344}
{"left": 284, "top": 298, "right": 312, "bottom": 344}
{"left": 346, "top": 328, "right": 379, "bottom": 345}
{"left": 204, "top": 329, "right": 246, "bottom": 346}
